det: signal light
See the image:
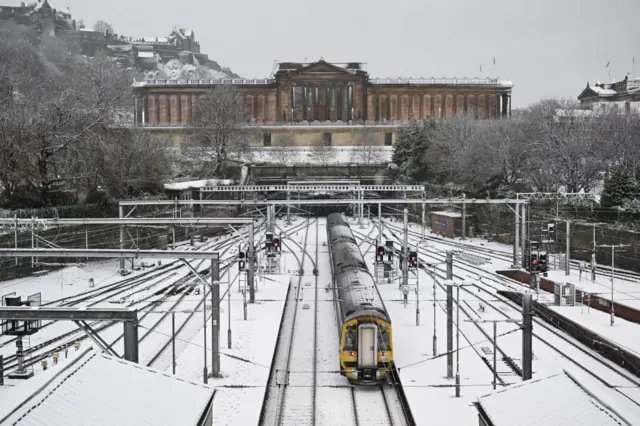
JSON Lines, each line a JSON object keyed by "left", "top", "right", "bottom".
{"left": 409, "top": 251, "right": 418, "bottom": 268}
{"left": 377, "top": 246, "right": 386, "bottom": 262}
{"left": 273, "top": 238, "right": 280, "bottom": 251}
{"left": 238, "top": 251, "right": 246, "bottom": 270}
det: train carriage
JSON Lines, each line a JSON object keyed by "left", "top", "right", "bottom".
{"left": 327, "top": 212, "right": 393, "bottom": 384}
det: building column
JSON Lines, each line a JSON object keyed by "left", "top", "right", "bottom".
{"left": 148, "top": 94, "right": 157, "bottom": 124}
{"left": 508, "top": 95, "right": 512, "bottom": 118}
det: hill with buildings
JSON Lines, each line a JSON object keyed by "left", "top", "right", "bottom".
{"left": 0, "top": 0, "right": 240, "bottom": 79}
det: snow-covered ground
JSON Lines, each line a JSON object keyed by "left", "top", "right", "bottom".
{"left": 355, "top": 218, "right": 640, "bottom": 425}
{"left": 2, "top": 215, "right": 640, "bottom": 425}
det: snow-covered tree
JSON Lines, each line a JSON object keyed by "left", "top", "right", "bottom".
{"left": 186, "top": 85, "right": 254, "bottom": 177}
{"left": 93, "top": 20, "right": 114, "bottom": 34}
{"left": 601, "top": 167, "right": 637, "bottom": 209}
{"left": 392, "top": 118, "right": 436, "bottom": 180}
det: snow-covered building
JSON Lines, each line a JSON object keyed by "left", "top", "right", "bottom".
{"left": 0, "top": 348, "right": 216, "bottom": 426}
{"left": 474, "top": 370, "right": 631, "bottom": 426}
{"left": 0, "top": 0, "right": 76, "bottom": 35}
{"left": 578, "top": 75, "right": 640, "bottom": 114}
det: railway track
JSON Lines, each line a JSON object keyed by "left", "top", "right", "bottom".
{"left": 260, "top": 218, "right": 312, "bottom": 425}
{"left": 372, "top": 219, "right": 640, "bottom": 407}
{"left": 1, "top": 225, "right": 261, "bottom": 376}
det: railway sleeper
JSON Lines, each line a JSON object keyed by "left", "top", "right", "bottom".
{"left": 502, "top": 355, "right": 523, "bottom": 377}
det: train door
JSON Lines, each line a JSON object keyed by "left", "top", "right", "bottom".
{"left": 358, "top": 323, "right": 378, "bottom": 368}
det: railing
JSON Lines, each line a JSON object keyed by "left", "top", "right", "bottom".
{"left": 132, "top": 78, "right": 276, "bottom": 87}
{"left": 132, "top": 77, "right": 513, "bottom": 87}
{"left": 369, "top": 77, "right": 511, "bottom": 85}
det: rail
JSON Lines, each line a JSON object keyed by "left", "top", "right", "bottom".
{"left": 198, "top": 185, "right": 424, "bottom": 193}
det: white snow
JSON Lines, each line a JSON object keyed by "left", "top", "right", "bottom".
{"left": 0, "top": 349, "right": 214, "bottom": 425}
{"left": 476, "top": 370, "right": 630, "bottom": 426}
{"left": 430, "top": 210, "right": 463, "bottom": 218}
{"left": 154, "top": 59, "right": 229, "bottom": 81}
{"left": 164, "top": 179, "right": 235, "bottom": 191}
{"left": 245, "top": 146, "right": 393, "bottom": 165}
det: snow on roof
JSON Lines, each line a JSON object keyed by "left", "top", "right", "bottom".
{"left": 0, "top": 349, "right": 214, "bottom": 426}
{"left": 137, "top": 51, "right": 155, "bottom": 58}
{"left": 141, "top": 36, "right": 170, "bottom": 43}
{"left": 591, "top": 86, "right": 618, "bottom": 96}
{"left": 164, "top": 179, "right": 235, "bottom": 191}
{"left": 430, "top": 210, "right": 463, "bottom": 218}
{"left": 476, "top": 370, "right": 629, "bottom": 426}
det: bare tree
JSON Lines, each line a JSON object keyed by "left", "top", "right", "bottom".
{"left": 93, "top": 20, "right": 114, "bottom": 34}
{"left": 351, "top": 127, "right": 384, "bottom": 164}
{"left": 308, "top": 138, "right": 337, "bottom": 165}
{"left": 186, "top": 85, "right": 253, "bottom": 177}
{"left": 268, "top": 133, "right": 298, "bottom": 165}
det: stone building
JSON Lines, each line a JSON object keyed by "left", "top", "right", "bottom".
{"left": 0, "top": 0, "right": 75, "bottom": 35}
{"left": 578, "top": 75, "right": 640, "bottom": 114}
{"left": 132, "top": 59, "right": 514, "bottom": 147}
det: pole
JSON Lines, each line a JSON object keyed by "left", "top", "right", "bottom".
{"left": 378, "top": 202, "right": 382, "bottom": 240}
{"left": 248, "top": 223, "right": 255, "bottom": 303}
{"left": 211, "top": 258, "right": 220, "bottom": 377}
{"left": 421, "top": 202, "right": 425, "bottom": 241}
{"left": 611, "top": 245, "right": 615, "bottom": 326}
{"left": 591, "top": 225, "right": 596, "bottom": 281}
{"left": 521, "top": 203, "right": 526, "bottom": 268}
{"left": 119, "top": 206, "right": 125, "bottom": 271}
{"left": 403, "top": 209, "right": 409, "bottom": 289}
{"left": 492, "top": 321, "right": 497, "bottom": 390}
{"left": 14, "top": 215, "right": 17, "bottom": 266}
{"left": 85, "top": 227, "right": 89, "bottom": 261}
{"left": 172, "top": 311, "right": 176, "bottom": 374}
{"left": 446, "top": 251, "right": 453, "bottom": 279}
{"left": 228, "top": 267, "right": 232, "bottom": 349}
{"left": 514, "top": 203, "right": 520, "bottom": 267}
{"left": 461, "top": 194, "right": 466, "bottom": 240}
{"left": 202, "top": 269, "right": 208, "bottom": 384}
{"left": 433, "top": 265, "right": 437, "bottom": 356}
{"left": 565, "top": 220, "right": 570, "bottom": 276}
{"left": 30, "top": 216, "right": 34, "bottom": 268}
{"left": 446, "top": 281, "right": 453, "bottom": 379}
{"left": 243, "top": 288, "right": 247, "bottom": 320}
{"left": 455, "top": 282, "right": 460, "bottom": 397}
{"left": 416, "top": 267, "right": 420, "bottom": 326}
{"left": 522, "top": 293, "right": 533, "bottom": 381}
{"left": 286, "top": 191, "right": 291, "bottom": 224}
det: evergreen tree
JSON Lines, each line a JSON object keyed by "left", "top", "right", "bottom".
{"left": 392, "top": 119, "right": 435, "bottom": 181}
{"left": 600, "top": 167, "right": 637, "bottom": 208}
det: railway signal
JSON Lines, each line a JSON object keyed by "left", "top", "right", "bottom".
{"left": 377, "top": 246, "right": 386, "bottom": 262}
{"left": 547, "top": 223, "right": 555, "bottom": 241}
{"left": 238, "top": 251, "right": 246, "bottom": 270}
{"left": 409, "top": 251, "right": 418, "bottom": 268}
{"left": 273, "top": 238, "right": 280, "bottom": 252}
{"left": 265, "top": 232, "right": 273, "bottom": 251}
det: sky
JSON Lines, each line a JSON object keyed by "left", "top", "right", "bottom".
{"left": 41, "top": 0, "right": 640, "bottom": 107}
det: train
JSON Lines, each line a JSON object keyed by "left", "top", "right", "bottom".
{"left": 326, "top": 212, "right": 393, "bottom": 384}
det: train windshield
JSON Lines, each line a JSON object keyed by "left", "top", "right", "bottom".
{"left": 378, "top": 327, "right": 390, "bottom": 351}
{"left": 345, "top": 328, "right": 357, "bottom": 350}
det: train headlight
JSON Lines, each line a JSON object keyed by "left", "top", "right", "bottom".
{"left": 350, "top": 351, "right": 356, "bottom": 357}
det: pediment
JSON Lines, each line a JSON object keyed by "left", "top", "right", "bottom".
{"left": 578, "top": 86, "right": 599, "bottom": 100}
{"left": 297, "top": 61, "right": 353, "bottom": 76}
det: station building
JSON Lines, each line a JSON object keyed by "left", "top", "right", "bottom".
{"left": 132, "top": 59, "right": 514, "bottom": 147}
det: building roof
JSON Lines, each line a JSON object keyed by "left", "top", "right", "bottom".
{"left": 0, "top": 349, "right": 215, "bottom": 426}
{"left": 475, "top": 370, "right": 631, "bottom": 426}
{"left": 164, "top": 179, "right": 235, "bottom": 191}
{"left": 431, "top": 210, "right": 463, "bottom": 218}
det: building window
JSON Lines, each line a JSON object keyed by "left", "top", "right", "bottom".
{"left": 384, "top": 132, "right": 393, "bottom": 146}
{"left": 323, "top": 132, "right": 332, "bottom": 146}
{"left": 263, "top": 133, "right": 272, "bottom": 147}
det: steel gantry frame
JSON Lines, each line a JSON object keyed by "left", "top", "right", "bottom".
{"left": 0, "top": 307, "right": 140, "bottom": 362}
{"left": 512, "top": 192, "right": 597, "bottom": 269}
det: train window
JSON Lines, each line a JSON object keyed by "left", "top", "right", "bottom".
{"left": 378, "top": 330, "right": 391, "bottom": 351}
{"left": 345, "top": 329, "right": 357, "bottom": 351}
